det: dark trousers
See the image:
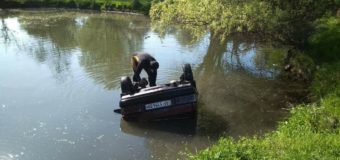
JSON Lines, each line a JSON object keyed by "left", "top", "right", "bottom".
{"left": 147, "top": 71, "right": 157, "bottom": 87}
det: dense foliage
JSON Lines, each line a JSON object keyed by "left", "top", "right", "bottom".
{"left": 150, "top": 0, "right": 339, "bottom": 46}
{"left": 308, "top": 17, "right": 340, "bottom": 63}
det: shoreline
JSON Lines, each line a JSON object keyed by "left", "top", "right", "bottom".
{"left": 0, "top": 8, "right": 147, "bottom": 16}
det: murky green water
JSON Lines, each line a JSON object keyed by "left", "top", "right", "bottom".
{"left": 0, "top": 10, "right": 298, "bottom": 160}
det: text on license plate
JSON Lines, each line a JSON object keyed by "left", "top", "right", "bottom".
{"left": 145, "top": 100, "right": 172, "bottom": 110}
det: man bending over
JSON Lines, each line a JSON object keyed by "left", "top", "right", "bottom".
{"left": 131, "top": 52, "right": 159, "bottom": 87}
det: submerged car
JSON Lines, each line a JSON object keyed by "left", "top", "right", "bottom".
{"left": 119, "top": 64, "right": 198, "bottom": 121}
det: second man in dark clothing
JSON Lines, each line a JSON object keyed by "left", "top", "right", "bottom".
{"left": 131, "top": 52, "right": 159, "bottom": 87}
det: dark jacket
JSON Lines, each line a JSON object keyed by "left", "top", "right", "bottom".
{"left": 131, "top": 53, "right": 159, "bottom": 86}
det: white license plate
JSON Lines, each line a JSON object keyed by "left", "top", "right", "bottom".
{"left": 145, "top": 100, "right": 172, "bottom": 110}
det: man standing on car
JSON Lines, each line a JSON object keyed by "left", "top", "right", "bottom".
{"left": 131, "top": 52, "right": 159, "bottom": 87}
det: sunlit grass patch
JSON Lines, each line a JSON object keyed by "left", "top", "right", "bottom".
{"left": 191, "top": 94, "right": 340, "bottom": 160}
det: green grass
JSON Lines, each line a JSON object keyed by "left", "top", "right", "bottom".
{"left": 190, "top": 94, "right": 340, "bottom": 159}
{"left": 311, "top": 62, "right": 340, "bottom": 98}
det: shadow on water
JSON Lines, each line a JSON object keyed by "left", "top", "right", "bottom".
{"left": 119, "top": 109, "right": 230, "bottom": 138}
{"left": 120, "top": 118, "right": 198, "bottom": 136}
{"left": 119, "top": 110, "right": 230, "bottom": 159}
{"left": 193, "top": 34, "right": 294, "bottom": 138}
{"left": 196, "top": 103, "right": 230, "bottom": 138}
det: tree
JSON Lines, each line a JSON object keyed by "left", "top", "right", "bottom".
{"left": 132, "top": 0, "right": 141, "bottom": 10}
{"left": 150, "top": 0, "right": 340, "bottom": 46}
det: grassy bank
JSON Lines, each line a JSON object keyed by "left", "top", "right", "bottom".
{"left": 0, "top": 0, "right": 152, "bottom": 14}
{"left": 191, "top": 97, "right": 340, "bottom": 159}
{"left": 190, "top": 17, "right": 340, "bottom": 159}
{"left": 190, "top": 67, "right": 340, "bottom": 159}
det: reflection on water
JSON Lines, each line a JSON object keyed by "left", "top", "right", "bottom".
{"left": 0, "top": 10, "right": 299, "bottom": 160}
{"left": 77, "top": 14, "right": 149, "bottom": 89}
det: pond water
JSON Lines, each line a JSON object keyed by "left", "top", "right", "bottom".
{"left": 0, "top": 10, "right": 299, "bottom": 160}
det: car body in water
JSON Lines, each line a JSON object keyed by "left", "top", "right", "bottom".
{"left": 119, "top": 64, "right": 198, "bottom": 121}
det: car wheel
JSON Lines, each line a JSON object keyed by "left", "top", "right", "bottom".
{"left": 121, "top": 76, "right": 134, "bottom": 96}
{"left": 182, "top": 63, "right": 194, "bottom": 81}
